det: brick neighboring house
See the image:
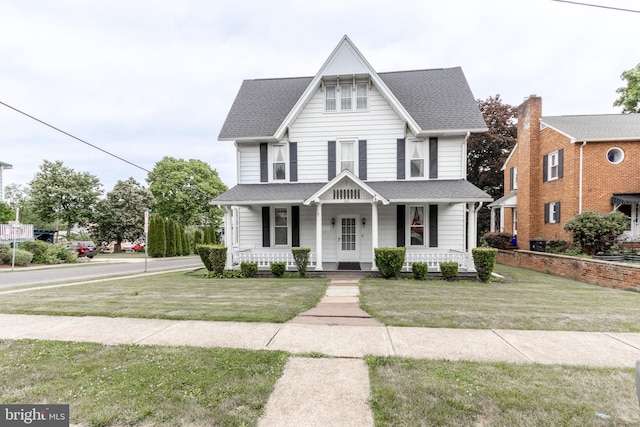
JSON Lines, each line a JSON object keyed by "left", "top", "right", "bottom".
{"left": 489, "top": 95, "right": 640, "bottom": 249}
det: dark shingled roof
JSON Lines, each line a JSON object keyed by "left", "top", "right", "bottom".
{"left": 213, "top": 180, "right": 492, "bottom": 204}
{"left": 541, "top": 114, "right": 640, "bottom": 141}
{"left": 218, "top": 68, "right": 486, "bottom": 140}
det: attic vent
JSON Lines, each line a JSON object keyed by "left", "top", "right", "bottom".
{"left": 333, "top": 188, "right": 360, "bottom": 200}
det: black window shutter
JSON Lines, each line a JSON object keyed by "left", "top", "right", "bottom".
{"left": 542, "top": 154, "right": 548, "bottom": 182}
{"left": 429, "top": 137, "right": 438, "bottom": 179}
{"left": 558, "top": 149, "right": 564, "bottom": 178}
{"left": 429, "top": 205, "right": 438, "bottom": 248}
{"left": 358, "top": 139, "right": 367, "bottom": 180}
{"left": 509, "top": 167, "right": 514, "bottom": 191}
{"left": 261, "top": 206, "right": 270, "bottom": 247}
{"left": 290, "top": 142, "right": 298, "bottom": 182}
{"left": 397, "top": 139, "right": 405, "bottom": 179}
{"left": 544, "top": 203, "right": 550, "bottom": 224}
{"left": 328, "top": 141, "right": 336, "bottom": 180}
{"left": 556, "top": 202, "right": 561, "bottom": 222}
{"left": 260, "top": 143, "right": 268, "bottom": 183}
{"left": 292, "top": 206, "right": 300, "bottom": 247}
{"left": 397, "top": 205, "right": 405, "bottom": 247}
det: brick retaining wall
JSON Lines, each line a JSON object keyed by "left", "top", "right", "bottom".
{"left": 497, "top": 250, "right": 640, "bottom": 292}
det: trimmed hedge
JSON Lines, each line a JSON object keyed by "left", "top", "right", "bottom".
{"left": 472, "top": 247, "right": 498, "bottom": 282}
{"left": 291, "top": 248, "right": 310, "bottom": 277}
{"left": 411, "top": 262, "right": 428, "bottom": 280}
{"left": 0, "top": 248, "right": 33, "bottom": 266}
{"left": 439, "top": 262, "right": 458, "bottom": 281}
{"left": 240, "top": 262, "right": 258, "bottom": 278}
{"left": 271, "top": 262, "right": 286, "bottom": 278}
{"left": 483, "top": 232, "right": 513, "bottom": 249}
{"left": 196, "top": 244, "right": 226, "bottom": 275}
{"left": 374, "top": 247, "right": 406, "bottom": 279}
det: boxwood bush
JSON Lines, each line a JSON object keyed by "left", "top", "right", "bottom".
{"left": 196, "top": 244, "right": 226, "bottom": 275}
{"left": 240, "top": 261, "right": 258, "bottom": 278}
{"left": 439, "top": 262, "right": 458, "bottom": 281}
{"left": 291, "top": 248, "right": 310, "bottom": 277}
{"left": 472, "top": 247, "right": 498, "bottom": 282}
{"left": 271, "top": 262, "right": 286, "bottom": 278}
{"left": 374, "top": 247, "right": 406, "bottom": 279}
{"left": 411, "top": 262, "right": 428, "bottom": 280}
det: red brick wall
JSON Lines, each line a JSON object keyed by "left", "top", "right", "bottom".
{"left": 497, "top": 250, "right": 640, "bottom": 292}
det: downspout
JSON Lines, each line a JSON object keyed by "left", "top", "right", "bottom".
{"left": 462, "top": 132, "right": 470, "bottom": 180}
{"left": 579, "top": 141, "right": 586, "bottom": 213}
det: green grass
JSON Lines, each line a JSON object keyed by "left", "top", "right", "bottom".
{"left": 0, "top": 270, "right": 329, "bottom": 323}
{"left": 367, "top": 356, "right": 640, "bottom": 426}
{"left": 360, "top": 264, "right": 640, "bottom": 331}
{"left": 0, "top": 339, "right": 288, "bottom": 426}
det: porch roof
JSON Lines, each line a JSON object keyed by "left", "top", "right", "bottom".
{"left": 611, "top": 193, "right": 640, "bottom": 205}
{"left": 488, "top": 191, "right": 517, "bottom": 208}
{"left": 213, "top": 180, "right": 492, "bottom": 205}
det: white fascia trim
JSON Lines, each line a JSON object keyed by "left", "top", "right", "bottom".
{"left": 221, "top": 136, "right": 280, "bottom": 143}
{"left": 214, "top": 200, "right": 306, "bottom": 206}
{"left": 303, "top": 169, "right": 390, "bottom": 206}
{"left": 500, "top": 143, "right": 518, "bottom": 172}
{"left": 390, "top": 197, "right": 494, "bottom": 204}
{"left": 539, "top": 121, "right": 576, "bottom": 141}
{"left": 569, "top": 136, "right": 640, "bottom": 143}
{"left": 416, "top": 127, "right": 488, "bottom": 137}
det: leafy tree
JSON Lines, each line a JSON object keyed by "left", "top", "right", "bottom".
{"left": 147, "top": 157, "right": 227, "bottom": 228}
{"left": 91, "top": 178, "right": 155, "bottom": 252}
{"left": 467, "top": 95, "right": 517, "bottom": 235}
{"left": 614, "top": 63, "right": 640, "bottom": 113}
{"left": 4, "top": 183, "right": 44, "bottom": 227}
{"left": 29, "top": 160, "right": 103, "bottom": 237}
{"left": 0, "top": 202, "right": 14, "bottom": 223}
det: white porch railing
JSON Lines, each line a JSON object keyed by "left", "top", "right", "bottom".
{"left": 403, "top": 250, "right": 472, "bottom": 272}
{"left": 232, "top": 249, "right": 316, "bottom": 269}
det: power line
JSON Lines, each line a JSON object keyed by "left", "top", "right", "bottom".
{"left": 551, "top": 0, "right": 640, "bottom": 13}
{"left": 0, "top": 100, "right": 151, "bottom": 173}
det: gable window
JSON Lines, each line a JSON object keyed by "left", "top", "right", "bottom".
{"left": 340, "top": 140, "right": 355, "bottom": 173}
{"left": 409, "top": 140, "right": 425, "bottom": 178}
{"left": 340, "top": 84, "right": 352, "bottom": 110}
{"left": 544, "top": 202, "right": 561, "bottom": 224}
{"left": 272, "top": 144, "right": 286, "bottom": 180}
{"left": 607, "top": 147, "right": 624, "bottom": 164}
{"left": 410, "top": 206, "right": 425, "bottom": 246}
{"left": 325, "top": 85, "right": 336, "bottom": 111}
{"left": 356, "top": 83, "right": 368, "bottom": 109}
{"left": 274, "top": 207, "right": 288, "bottom": 246}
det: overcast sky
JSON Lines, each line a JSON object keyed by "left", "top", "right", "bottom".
{"left": 1, "top": 0, "right": 638, "bottom": 197}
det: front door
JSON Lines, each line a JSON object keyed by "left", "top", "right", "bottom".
{"left": 632, "top": 203, "right": 640, "bottom": 240}
{"left": 337, "top": 216, "right": 358, "bottom": 261}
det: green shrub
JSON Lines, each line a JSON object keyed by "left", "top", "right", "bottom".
{"left": 564, "top": 210, "right": 629, "bottom": 255}
{"left": 19, "top": 240, "right": 50, "bottom": 263}
{"left": 208, "top": 269, "right": 243, "bottom": 279}
{"left": 240, "top": 262, "right": 258, "bottom": 278}
{"left": 0, "top": 243, "right": 11, "bottom": 264}
{"left": 196, "top": 244, "right": 227, "bottom": 274}
{"left": 374, "top": 247, "right": 406, "bottom": 279}
{"left": 291, "top": 248, "right": 310, "bottom": 277}
{"left": 439, "top": 262, "right": 458, "bottom": 280}
{"left": 52, "top": 243, "right": 78, "bottom": 263}
{"left": 483, "top": 232, "right": 513, "bottom": 249}
{"left": 411, "top": 262, "right": 428, "bottom": 280}
{"left": 271, "top": 262, "right": 286, "bottom": 278}
{"left": 472, "top": 247, "right": 498, "bottom": 282}
{"left": 547, "top": 239, "right": 569, "bottom": 254}
{"left": 3, "top": 248, "right": 34, "bottom": 267}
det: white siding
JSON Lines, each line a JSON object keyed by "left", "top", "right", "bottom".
{"left": 237, "top": 206, "right": 262, "bottom": 249}
{"left": 290, "top": 85, "right": 404, "bottom": 182}
{"left": 437, "top": 204, "right": 466, "bottom": 251}
{"left": 238, "top": 143, "right": 260, "bottom": 184}
{"left": 438, "top": 136, "right": 465, "bottom": 179}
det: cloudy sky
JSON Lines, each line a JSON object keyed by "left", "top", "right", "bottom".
{"left": 1, "top": 0, "right": 638, "bottom": 197}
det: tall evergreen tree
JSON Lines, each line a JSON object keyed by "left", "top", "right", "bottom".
{"left": 175, "top": 222, "right": 183, "bottom": 256}
{"left": 148, "top": 214, "right": 166, "bottom": 257}
{"left": 166, "top": 218, "right": 177, "bottom": 257}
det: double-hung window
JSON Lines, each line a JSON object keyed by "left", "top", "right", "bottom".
{"left": 410, "top": 206, "right": 425, "bottom": 246}
{"left": 548, "top": 151, "right": 559, "bottom": 180}
{"left": 409, "top": 140, "right": 425, "bottom": 178}
{"left": 274, "top": 208, "right": 288, "bottom": 246}
{"left": 340, "top": 84, "right": 352, "bottom": 110}
{"left": 544, "top": 202, "right": 561, "bottom": 224}
{"left": 340, "top": 140, "right": 355, "bottom": 173}
{"left": 325, "top": 85, "right": 336, "bottom": 111}
{"left": 272, "top": 144, "right": 286, "bottom": 181}
{"left": 356, "top": 83, "right": 368, "bottom": 109}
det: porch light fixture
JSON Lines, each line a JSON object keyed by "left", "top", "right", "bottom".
{"left": 362, "top": 217, "right": 366, "bottom": 227}
{"left": 331, "top": 217, "right": 335, "bottom": 227}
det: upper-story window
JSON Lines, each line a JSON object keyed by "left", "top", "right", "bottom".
{"left": 340, "top": 84, "right": 352, "bottom": 110}
{"left": 325, "top": 85, "right": 336, "bottom": 111}
{"left": 356, "top": 83, "right": 368, "bottom": 109}
{"left": 409, "top": 140, "right": 425, "bottom": 178}
{"left": 272, "top": 144, "right": 287, "bottom": 180}
{"left": 607, "top": 147, "right": 624, "bottom": 164}
{"left": 543, "top": 148, "right": 563, "bottom": 182}
{"left": 509, "top": 166, "right": 518, "bottom": 190}
{"left": 548, "top": 151, "right": 559, "bottom": 180}
{"left": 340, "top": 140, "right": 355, "bottom": 173}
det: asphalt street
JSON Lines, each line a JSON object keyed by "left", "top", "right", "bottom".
{"left": 0, "top": 256, "right": 203, "bottom": 288}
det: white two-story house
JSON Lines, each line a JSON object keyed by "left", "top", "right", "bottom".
{"left": 214, "top": 36, "right": 491, "bottom": 272}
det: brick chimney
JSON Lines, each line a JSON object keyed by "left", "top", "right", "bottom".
{"left": 515, "top": 95, "right": 542, "bottom": 249}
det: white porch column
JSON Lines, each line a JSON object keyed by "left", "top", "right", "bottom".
{"left": 499, "top": 206, "right": 505, "bottom": 232}
{"left": 490, "top": 207, "right": 496, "bottom": 232}
{"left": 371, "top": 201, "right": 379, "bottom": 271}
{"left": 224, "top": 206, "right": 233, "bottom": 269}
{"left": 315, "top": 202, "right": 323, "bottom": 270}
{"left": 467, "top": 202, "right": 476, "bottom": 254}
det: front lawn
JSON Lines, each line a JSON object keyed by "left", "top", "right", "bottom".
{"left": 0, "top": 270, "right": 328, "bottom": 323}
{"left": 360, "top": 264, "right": 640, "bottom": 331}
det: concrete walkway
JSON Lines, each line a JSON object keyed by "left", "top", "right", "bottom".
{"left": 2, "top": 277, "right": 640, "bottom": 426}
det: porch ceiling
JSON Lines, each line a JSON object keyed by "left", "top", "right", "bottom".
{"left": 213, "top": 179, "right": 493, "bottom": 205}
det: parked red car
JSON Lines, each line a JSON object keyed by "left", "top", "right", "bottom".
{"left": 131, "top": 243, "right": 145, "bottom": 252}
{"left": 66, "top": 241, "right": 97, "bottom": 258}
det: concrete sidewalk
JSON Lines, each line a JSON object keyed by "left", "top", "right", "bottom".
{"left": 2, "top": 277, "right": 640, "bottom": 426}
